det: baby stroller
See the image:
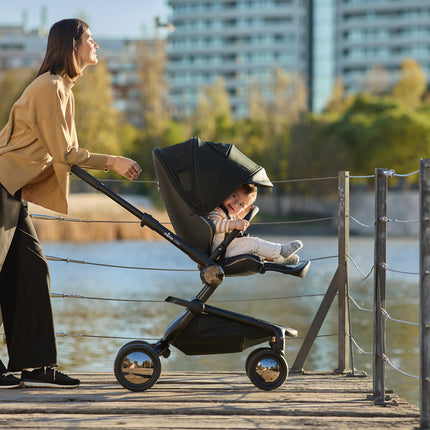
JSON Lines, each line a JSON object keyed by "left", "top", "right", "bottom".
{"left": 71, "top": 137, "right": 310, "bottom": 392}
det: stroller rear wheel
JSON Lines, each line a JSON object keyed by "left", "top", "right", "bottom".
{"left": 246, "top": 349, "right": 288, "bottom": 390}
{"left": 114, "top": 341, "right": 161, "bottom": 391}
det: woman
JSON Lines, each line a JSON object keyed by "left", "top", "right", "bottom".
{"left": 0, "top": 19, "right": 141, "bottom": 388}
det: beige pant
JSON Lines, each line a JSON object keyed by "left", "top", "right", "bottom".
{"left": 222, "top": 236, "right": 282, "bottom": 260}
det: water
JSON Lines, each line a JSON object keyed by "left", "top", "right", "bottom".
{"left": 1, "top": 236, "right": 420, "bottom": 405}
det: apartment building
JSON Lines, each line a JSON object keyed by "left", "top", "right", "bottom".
{"left": 166, "top": 0, "right": 312, "bottom": 117}
{"left": 167, "top": 0, "right": 430, "bottom": 115}
{"left": 335, "top": 0, "right": 430, "bottom": 93}
{"left": 0, "top": 25, "right": 46, "bottom": 72}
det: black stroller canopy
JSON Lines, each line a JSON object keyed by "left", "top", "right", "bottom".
{"left": 154, "top": 137, "right": 273, "bottom": 216}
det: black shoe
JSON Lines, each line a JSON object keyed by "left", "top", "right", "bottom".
{"left": 0, "top": 372, "right": 23, "bottom": 389}
{"left": 21, "top": 366, "right": 80, "bottom": 388}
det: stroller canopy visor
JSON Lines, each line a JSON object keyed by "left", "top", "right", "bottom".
{"left": 154, "top": 137, "right": 273, "bottom": 216}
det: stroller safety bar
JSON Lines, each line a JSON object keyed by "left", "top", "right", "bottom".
{"left": 165, "top": 296, "right": 205, "bottom": 314}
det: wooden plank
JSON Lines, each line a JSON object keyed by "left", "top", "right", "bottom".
{"left": 0, "top": 414, "right": 421, "bottom": 429}
{"left": 0, "top": 372, "right": 420, "bottom": 429}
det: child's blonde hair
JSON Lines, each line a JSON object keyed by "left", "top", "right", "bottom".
{"left": 239, "top": 183, "right": 257, "bottom": 203}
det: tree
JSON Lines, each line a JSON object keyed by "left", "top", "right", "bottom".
{"left": 320, "top": 94, "right": 430, "bottom": 177}
{"left": 358, "top": 64, "right": 392, "bottom": 96}
{"left": 391, "top": 59, "right": 427, "bottom": 109}
{"left": 73, "top": 59, "right": 121, "bottom": 157}
{"left": 0, "top": 68, "right": 35, "bottom": 129}
{"left": 190, "top": 78, "right": 234, "bottom": 142}
{"left": 247, "top": 68, "right": 307, "bottom": 181}
{"left": 138, "top": 38, "right": 171, "bottom": 139}
{"left": 135, "top": 38, "right": 176, "bottom": 179}
{"left": 323, "top": 76, "right": 355, "bottom": 115}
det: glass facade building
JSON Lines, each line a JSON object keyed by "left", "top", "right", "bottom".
{"left": 336, "top": 0, "right": 430, "bottom": 93}
{"left": 167, "top": 0, "right": 312, "bottom": 117}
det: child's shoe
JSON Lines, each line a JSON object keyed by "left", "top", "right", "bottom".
{"left": 281, "top": 240, "right": 303, "bottom": 258}
{"left": 273, "top": 254, "right": 300, "bottom": 266}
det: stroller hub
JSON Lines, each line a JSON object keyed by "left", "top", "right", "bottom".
{"left": 200, "top": 264, "right": 225, "bottom": 286}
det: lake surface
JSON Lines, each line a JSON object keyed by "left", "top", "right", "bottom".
{"left": 1, "top": 235, "right": 420, "bottom": 405}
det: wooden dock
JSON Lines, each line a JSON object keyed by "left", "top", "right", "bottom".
{"left": 0, "top": 371, "right": 420, "bottom": 429}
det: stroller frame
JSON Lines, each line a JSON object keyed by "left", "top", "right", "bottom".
{"left": 71, "top": 157, "right": 309, "bottom": 392}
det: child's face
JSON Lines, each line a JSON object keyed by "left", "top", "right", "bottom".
{"left": 222, "top": 189, "right": 255, "bottom": 216}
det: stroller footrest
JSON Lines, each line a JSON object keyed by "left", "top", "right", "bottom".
{"left": 263, "top": 260, "right": 311, "bottom": 278}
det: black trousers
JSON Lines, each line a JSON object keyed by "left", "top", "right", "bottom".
{"left": 0, "top": 184, "right": 57, "bottom": 371}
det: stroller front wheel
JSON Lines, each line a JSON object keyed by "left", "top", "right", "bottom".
{"left": 246, "top": 349, "right": 288, "bottom": 391}
{"left": 114, "top": 341, "right": 161, "bottom": 391}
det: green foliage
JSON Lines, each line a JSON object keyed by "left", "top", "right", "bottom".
{"left": 189, "top": 78, "right": 234, "bottom": 142}
{"left": 73, "top": 60, "right": 121, "bottom": 157}
{"left": 390, "top": 59, "right": 427, "bottom": 109}
{"left": 0, "top": 68, "right": 35, "bottom": 129}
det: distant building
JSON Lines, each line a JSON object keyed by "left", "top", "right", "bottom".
{"left": 335, "top": 0, "right": 430, "bottom": 94}
{"left": 166, "top": 0, "right": 430, "bottom": 116}
{"left": 166, "top": 0, "right": 312, "bottom": 118}
{"left": 97, "top": 38, "right": 143, "bottom": 126}
{"left": 0, "top": 25, "right": 46, "bottom": 73}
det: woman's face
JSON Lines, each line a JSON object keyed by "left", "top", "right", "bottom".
{"left": 75, "top": 29, "right": 99, "bottom": 72}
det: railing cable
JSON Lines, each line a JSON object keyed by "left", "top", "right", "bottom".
{"left": 46, "top": 255, "right": 197, "bottom": 272}
{"left": 380, "top": 262, "right": 419, "bottom": 276}
{"left": 351, "top": 337, "right": 372, "bottom": 355}
{"left": 383, "top": 354, "right": 419, "bottom": 380}
{"left": 349, "top": 215, "right": 373, "bottom": 229}
{"left": 51, "top": 292, "right": 326, "bottom": 304}
{"left": 348, "top": 256, "right": 374, "bottom": 281}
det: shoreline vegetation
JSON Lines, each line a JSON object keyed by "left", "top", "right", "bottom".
{"left": 30, "top": 193, "right": 169, "bottom": 242}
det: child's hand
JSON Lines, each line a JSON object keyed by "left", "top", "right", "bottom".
{"left": 231, "top": 219, "right": 250, "bottom": 231}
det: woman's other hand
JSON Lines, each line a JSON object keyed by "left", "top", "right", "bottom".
{"left": 106, "top": 155, "right": 142, "bottom": 180}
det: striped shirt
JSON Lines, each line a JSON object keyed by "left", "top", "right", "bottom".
{"left": 207, "top": 206, "right": 240, "bottom": 252}
{"left": 207, "top": 206, "right": 240, "bottom": 233}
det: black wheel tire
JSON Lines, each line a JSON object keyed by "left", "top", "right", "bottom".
{"left": 245, "top": 347, "right": 271, "bottom": 376}
{"left": 247, "top": 349, "right": 288, "bottom": 391}
{"left": 114, "top": 343, "right": 161, "bottom": 392}
{"left": 117, "top": 340, "right": 150, "bottom": 354}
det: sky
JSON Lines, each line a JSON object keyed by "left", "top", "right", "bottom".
{"left": 0, "top": 0, "right": 172, "bottom": 39}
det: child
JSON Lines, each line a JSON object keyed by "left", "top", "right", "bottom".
{"left": 207, "top": 184, "right": 303, "bottom": 264}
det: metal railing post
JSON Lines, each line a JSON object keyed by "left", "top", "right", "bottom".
{"left": 373, "top": 167, "right": 389, "bottom": 405}
{"left": 336, "top": 171, "right": 351, "bottom": 373}
{"left": 420, "top": 159, "right": 430, "bottom": 429}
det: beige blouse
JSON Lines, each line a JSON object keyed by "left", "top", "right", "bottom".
{"left": 0, "top": 72, "right": 108, "bottom": 214}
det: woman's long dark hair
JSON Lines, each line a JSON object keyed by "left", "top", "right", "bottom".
{"left": 37, "top": 19, "right": 88, "bottom": 79}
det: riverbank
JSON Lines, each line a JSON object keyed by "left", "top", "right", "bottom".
{"left": 30, "top": 193, "right": 169, "bottom": 242}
